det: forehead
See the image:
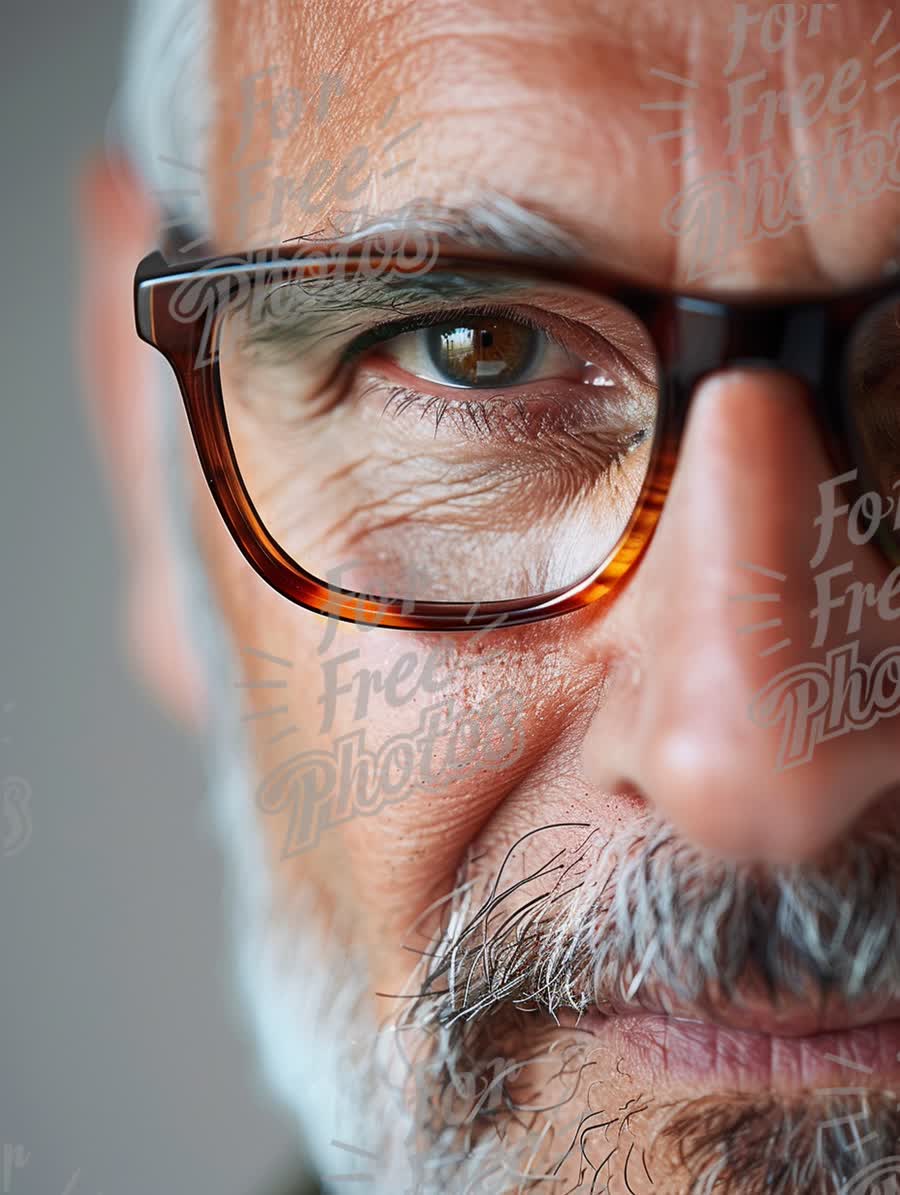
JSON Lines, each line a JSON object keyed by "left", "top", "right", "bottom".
{"left": 210, "top": 0, "right": 900, "bottom": 293}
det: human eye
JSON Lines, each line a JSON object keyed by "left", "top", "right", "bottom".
{"left": 369, "top": 311, "right": 607, "bottom": 388}
{"left": 339, "top": 300, "right": 658, "bottom": 453}
{"left": 218, "top": 272, "right": 662, "bottom": 602}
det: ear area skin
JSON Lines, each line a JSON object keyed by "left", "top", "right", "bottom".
{"left": 78, "top": 151, "right": 207, "bottom": 730}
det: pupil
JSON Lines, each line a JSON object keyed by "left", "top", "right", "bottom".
{"left": 426, "top": 319, "right": 536, "bottom": 387}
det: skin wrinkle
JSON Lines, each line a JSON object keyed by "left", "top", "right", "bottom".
{"left": 672, "top": 4, "right": 899, "bottom": 288}
{"left": 212, "top": 2, "right": 898, "bottom": 284}
{"left": 218, "top": 8, "right": 654, "bottom": 277}
{"left": 780, "top": 0, "right": 825, "bottom": 287}
{"left": 384, "top": 807, "right": 898, "bottom": 1123}
{"left": 230, "top": 315, "right": 649, "bottom": 591}
{"left": 108, "top": 0, "right": 900, "bottom": 1190}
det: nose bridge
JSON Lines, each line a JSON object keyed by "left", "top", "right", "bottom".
{"left": 642, "top": 366, "right": 833, "bottom": 716}
{"left": 648, "top": 355, "right": 894, "bottom": 668}
{"left": 582, "top": 360, "right": 900, "bottom": 864}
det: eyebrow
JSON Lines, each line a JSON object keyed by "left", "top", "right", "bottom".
{"left": 269, "top": 192, "right": 590, "bottom": 263}
{"left": 233, "top": 266, "right": 541, "bottom": 360}
{"left": 161, "top": 190, "right": 590, "bottom": 265}
{"left": 165, "top": 189, "right": 900, "bottom": 303}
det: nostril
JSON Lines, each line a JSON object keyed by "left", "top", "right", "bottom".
{"left": 611, "top": 780, "right": 648, "bottom": 816}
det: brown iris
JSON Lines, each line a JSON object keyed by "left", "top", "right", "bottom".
{"left": 425, "top": 318, "right": 538, "bottom": 387}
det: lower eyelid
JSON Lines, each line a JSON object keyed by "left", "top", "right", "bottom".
{"left": 360, "top": 356, "right": 583, "bottom": 408}
{"left": 351, "top": 362, "right": 652, "bottom": 451}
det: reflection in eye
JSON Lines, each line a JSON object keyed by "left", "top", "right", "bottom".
{"left": 219, "top": 277, "right": 662, "bottom": 602}
{"left": 332, "top": 303, "right": 656, "bottom": 448}
{"left": 378, "top": 315, "right": 616, "bottom": 389}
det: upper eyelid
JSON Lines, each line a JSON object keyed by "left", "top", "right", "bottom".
{"left": 348, "top": 303, "right": 652, "bottom": 383}
{"left": 232, "top": 272, "right": 530, "bottom": 358}
{"left": 228, "top": 274, "right": 658, "bottom": 394}
{"left": 345, "top": 304, "right": 563, "bottom": 364}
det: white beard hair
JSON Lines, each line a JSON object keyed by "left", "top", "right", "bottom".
{"left": 147, "top": 367, "right": 900, "bottom": 1195}
{"left": 189, "top": 563, "right": 512, "bottom": 1194}
{"left": 156, "top": 363, "right": 424, "bottom": 1191}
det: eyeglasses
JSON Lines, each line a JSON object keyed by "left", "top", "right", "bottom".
{"left": 134, "top": 233, "right": 900, "bottom": 631}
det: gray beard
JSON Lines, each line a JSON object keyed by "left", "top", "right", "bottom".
{"left": 204, "top": 716, "right": 900, "bottom": 1195}
{"left": 365, "top": 817, "right": 900, "bottom": 1194}
{"left": 166, "top": 368, "right": 900, "bottom": 1194}
{"left": 154, "top": 369, "right": 389, "bottom": 1189}
{"left": 192, "top": 609, "right": 900, "bottom": 1192}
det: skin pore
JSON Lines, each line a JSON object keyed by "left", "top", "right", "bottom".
{"left": 82, "top": 0, "right": 900, "bottom": 1190}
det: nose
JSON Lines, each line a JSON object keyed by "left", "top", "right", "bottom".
{"left": 581, "top": 367, "right": 900, "bottom": 864}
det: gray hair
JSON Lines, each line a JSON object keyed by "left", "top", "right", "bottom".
{"left": 109, "top": 0, "right": 585, "bottom": 264}
{"left": 110, "top": 0, "right": 211, "bottom": 237}
{"left": 111, "top": 11, "right": 381, "bottom": 1186}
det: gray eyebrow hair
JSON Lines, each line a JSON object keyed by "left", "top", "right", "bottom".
{"left": 280, "top": 192, "right": 588, "bottom": 263}
{"left": 158, "top": 191, "right": 590, "bottom": 267}
{"left": 113, "top": 0, "right": 583, "bottom": 266}
{"left": 231, "top": 264, "right": 539, "bottom": 361}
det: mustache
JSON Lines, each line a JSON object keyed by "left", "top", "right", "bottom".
{"left": 402, "top": 811, "right": 900, "bottom": 1034}
{"left": 380, "top": 813, "right": 900, "bottom": 1193}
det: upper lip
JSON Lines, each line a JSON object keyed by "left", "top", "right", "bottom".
{"left": 589, "top": 991, "right": 900, "bottom": 1038}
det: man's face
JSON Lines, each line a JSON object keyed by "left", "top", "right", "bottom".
{"left": 85, "top": 0, "right": 900, "bottom": 1190}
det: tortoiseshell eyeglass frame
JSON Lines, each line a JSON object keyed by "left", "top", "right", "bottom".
{"left": 134, "top": 231, "right": 900, "bottom": 632}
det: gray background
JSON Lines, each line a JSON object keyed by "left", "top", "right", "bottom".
{"left": 0, "top": 3, "right": 301, "bottom": 1192}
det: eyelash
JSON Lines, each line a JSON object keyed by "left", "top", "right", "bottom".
{"left": 373, "top": 382, "right": 532, "bottom": 438}
{"left": 333, "top": 303, "right": 655, "bottom": 468}
{"left": 353, "top": 379, "right": 652, "bottom": 477}
{"left": 341, "top": 302, "right": 550, "bottom": 362}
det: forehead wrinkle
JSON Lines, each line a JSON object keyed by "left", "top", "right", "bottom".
{"left": 210, "top": 1, "right": 681, "bottom": 279}
{"left": 211, "top": 0, "right": 900, "bottom": 292}
{"left": 210, "top": 0, "right": 697, "bottom": 278}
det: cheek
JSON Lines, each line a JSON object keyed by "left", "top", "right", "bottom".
{"left": 346, "top": 637, "right": 538, "bottom": 864}
{"left": 198, "top": 453, "right": 588, "bottom": 926}
{"left": 274, "top": 624, "right": 535, "bottom": 915}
